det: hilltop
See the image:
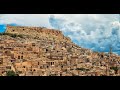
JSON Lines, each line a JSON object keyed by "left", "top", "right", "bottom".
{"left": 6, "top": 25, "right": 71, "bottom": 42}
{"left": 0, "top": 25, "right": 120, "bottom": 76}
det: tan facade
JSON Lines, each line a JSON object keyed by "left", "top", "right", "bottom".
{"left": 0, "top": 25, "right": 120, "bottom": 76}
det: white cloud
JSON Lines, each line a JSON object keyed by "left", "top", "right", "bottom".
{"left": 49, "top": 14, "right": 120, "bottom": 54}
{"left": 0, "top": 14, "right": 51, "bottom": 28}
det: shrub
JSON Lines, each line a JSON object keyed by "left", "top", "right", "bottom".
{"left": 110, "top": 66, "right": 119, "bottom": 72}
{"left": 11, "top": 34, "right": 17, "bottom": 38}
{"left": 6, "top": 70, "right": 18, "bottom": 76}
{"left": 17, "top": 34, "right": 24, "bottom": 38}
{"left": 0, "top": 33, "right": 24, "bottom": 38}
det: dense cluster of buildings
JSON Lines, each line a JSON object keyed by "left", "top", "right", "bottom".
{"left": 0, "top": 25, "right": 120, "bottom": 76}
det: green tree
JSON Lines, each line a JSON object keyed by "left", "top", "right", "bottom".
{"left": 110, "top": 66, "right": 119, "bottom": 74}
{"left": 6, "top": 71, "right": 18, "bottom": 76}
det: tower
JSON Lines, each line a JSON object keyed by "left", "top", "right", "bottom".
{"left": 106, "top": 45, "right": 113, "bottom": 76}
{"left": 107, "top": 45, "right": 113, "bottom": 76}
{"left": 109, "top": 45, "right": 112, "bottom": 55}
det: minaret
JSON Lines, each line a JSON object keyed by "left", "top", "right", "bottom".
{"left": 109, "top": 45, "right": 112, "bottom": 55}
{"left": 106, "top": 45, "right": 112, "bottom": 76}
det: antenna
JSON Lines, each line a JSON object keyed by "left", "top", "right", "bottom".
{"left": 109, "top": 45, "right": 112, "bottom": 55}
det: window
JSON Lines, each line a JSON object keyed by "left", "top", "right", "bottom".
{"left": 12, "top": 30, "right": 15, "bottom": 32}
{"left": 5, "top": 51, "right": 7, "bottom": 54}
{"left": 23, "top": 66, "right": 25, "bottom": 68}
{"left": 6, "top": 66, "right": 11, "bottom": 69}
{"left": 51, "top": 62, "right": 52, "bottom": 65}
{"left": 46, "top": 49, "right": 48, "bottom": 52}
{"left": 0, "top": 59, "right": 3, "bottom": 64}
{"left": 18, "top": 71, "right": 22, "bottom": 74}
{"left": 21, "top": 56, "right": 23, "bottom": 59}
{"left": 32, "top": 43, "right": 35, "bottom": 47}
{"left": 40, "top": 66, "right": 43, "bottom": 69}
{"left": 86, "top": 58, "right": 89, "bottom": 62}
{"left": 18, "top": 56, "right": 20, "bottom": 59}
{"left": 23, "top": 29, "right": 25, "bottom": 30}
{"left": 101, "top": 55, "right": 104, "bottom": 58}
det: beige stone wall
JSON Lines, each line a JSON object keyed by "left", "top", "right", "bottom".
{"left": 6, "top": 25, "right": 63, "bottom": 37}
{"left": 5, "top": 25, "right": 71, "bottom": 42}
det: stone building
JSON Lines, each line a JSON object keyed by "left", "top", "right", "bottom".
{"left": 0, "top": 25, "right": 119, "bottom": 76}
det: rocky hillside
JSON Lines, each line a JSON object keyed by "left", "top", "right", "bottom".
{"left": 0, "top": 25, "right": 120, "bottom": 76}
{"left": 6, "top": 25, "right": 71, "bottom": 42}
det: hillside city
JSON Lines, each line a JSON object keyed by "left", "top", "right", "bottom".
{"left": 0, "top": 25, "right": 120, "bottom": 76}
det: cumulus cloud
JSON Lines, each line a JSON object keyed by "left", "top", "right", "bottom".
{"left": 49, "top": 14, "right": 120, "bottom": 55}
{"left": 0, "top": 14, "right": 51, "bottom": 28}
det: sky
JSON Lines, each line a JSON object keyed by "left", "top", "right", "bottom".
{"left": 0, "top": 14, "right": 120, "bottom": 55}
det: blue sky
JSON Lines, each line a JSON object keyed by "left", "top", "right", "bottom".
{"left": 0, "top": 24, "right": 6, "bottom": 32}
{"left": 0, "top": 14, "right": 120, "bottom": 55}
